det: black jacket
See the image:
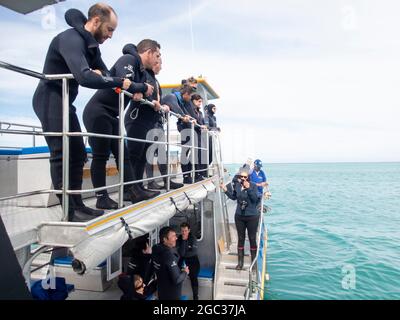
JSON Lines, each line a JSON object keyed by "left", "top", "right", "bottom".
{"left": 177, "top": 233, "right": 198, "bottom": 260}
{"left": 205, "top": 109, "right": 218, "bottom": 131}
{"left": 127, "top": 251, "right": 152, "bottom": 283}
{"left": 124, "top": 68, "right": 162, "bottom": 128}
{"left": 151, "top": 243, "right": 187, "bottom": 300}
{"left": 161, "top": 92, "right": 193, "bottom": 132}
{"left": 84, "top": 44, "right": 148, "bottom": 117}
{"left": 225, "top": 180, "right": 260, "bottom": 216}
{"left": 35, "top": 9, "right": 123, "bottom": 107}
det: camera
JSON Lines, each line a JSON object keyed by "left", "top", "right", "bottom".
{"left": 240, "top": 200, "right": 248, "bottom": 211}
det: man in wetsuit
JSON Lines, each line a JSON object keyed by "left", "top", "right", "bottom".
{"left": 190, "top": 94, "right": 208, "bottom": 180}
{"left": 83, "top": 43, "right": 154, "bottom": 209}
{"left": 32, "top": 4, "right": 131, "bottom": 221}
{"left": 151, "top": 226, "right": 189, "bottom": 300}
{"left": 161, "top": 84, "right": 197, "bottom": 184}
{"left": 124, "top": 39, "right": 165, "bottom": 203}
{"left": 145, "top": 58, "right": 184, "bottom": 191}
{"left": 177, "top": 222, "right": 200, "bottom": 300}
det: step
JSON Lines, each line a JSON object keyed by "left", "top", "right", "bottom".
{"left": 217, "top": 267, "right": 249, "bottom": 285}
{"left": 215, "top": 282, "right": 247, "bottom": 300}
{"left": 31, "top": 253, "right": 51, "bottom": 267}
{"left": 220, "top": 254, "right": 250, "bottom": 268}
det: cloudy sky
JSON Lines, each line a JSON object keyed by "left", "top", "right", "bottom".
{"left": 0, "top": 0, "right": 399, "bottom": 163}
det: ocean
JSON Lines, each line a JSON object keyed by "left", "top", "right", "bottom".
{"left": 225, "top": 162, "right": 400, "bottom": 300}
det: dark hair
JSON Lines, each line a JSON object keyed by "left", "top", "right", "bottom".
{"left": 137, "top": 39, "right": 161, "bottom": 54}
{"left": 179, "top": 84, "right": 195, "bottom": 96}
{"left": 88, "top": 3, "right": 116, "bottom": 22}
{"left": 191, "top": 94, "right": 203, "bottom": 102}
{"left": 180, "top": 222, "right": 191, "bottom": 229}
{"left": 207, "top": 103, "right": 216, "bottom": 109}
{"left": 135, "top": 234, "right": 149, "bottom": 251}
{"left": 159, "top": 226, "right": 175, "bottom": 243}
{"left": 182, "top": 76, "right": 197, "bottom": 84}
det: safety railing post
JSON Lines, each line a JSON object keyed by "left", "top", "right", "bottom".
{"left": 32, "top": 128, "right": 36, "bottom": 147}
{"left": 118, "top": 92, "right": 125, "bottom": 208}
{"left": 206, "top": 130, "right": 210, "bottom": 178}
{"left": 191, "top": 122, "right": 195, "bottom": 184}
{"left": 61, "top": 78, "right": 70, "bottom": 221}
{"left": 166, "top": 112, "right": 171, "bottom": 191}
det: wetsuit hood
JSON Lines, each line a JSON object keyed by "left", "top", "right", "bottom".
{"left": 65, "top": 8, "right": 87, "bottom": 29}
{"left": 122, "top": 44, "right": 145, "bottom": 72}
{"left": 206, "top": 104, "right": 215, "bottom": 115}
{"left": 122, "top": 43, "right": 138, "bottom": 56}
{"left": 65, "top": 9, "right": 98, "bottom": 48}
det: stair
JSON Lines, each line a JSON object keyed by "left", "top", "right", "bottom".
{"left": 215, "top": 252, "right": 250, "bottom": 300}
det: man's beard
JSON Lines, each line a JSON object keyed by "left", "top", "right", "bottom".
{"left": 93, "top": 24, "right": 106, "bottom": 44}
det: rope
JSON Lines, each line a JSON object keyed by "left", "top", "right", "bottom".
{"left": 170, "top": 197, "right": 185, "bottom": 215}
{"left": 120, "top": 217, "right": 133, "bottom": 239}
{"left": 183, "top": 192, "right": 192, "bottom": 205}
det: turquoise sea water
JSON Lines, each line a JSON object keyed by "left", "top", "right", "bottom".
{"left": 225, "top": 162, "right": 400, "bottom": 300}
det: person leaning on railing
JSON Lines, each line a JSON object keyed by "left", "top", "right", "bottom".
{"left": 32, "top": 4, "right": 131, "bottom": 222}
{"left": 190, "top": 94, "right": 208, "bottom": 180}
{"left": 83, "top": 42, "right": 155, "bottom": 210}
{"left": 124, "top": 40, "right": 166, "bottom": 204}
{"left": 204, "top": 103, "right": 219, "bottom": 166}
{"left": 144, "top": 58, "right": 184, "bottom": 191}
{"left": 161, "top": 84, "right": 197, "bottom": 184}
{"left": 220, "top": 168, "right": 260, "bottom": 270}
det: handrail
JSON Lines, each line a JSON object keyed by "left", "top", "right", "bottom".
{"left": 0, "top": 60, "right": 74, "bottom": 80}
{"left": 0, "top": 61, "right": 214, "bottom": 222}
{"left": 246, "top": 196, "right": 266, "bottom": 300}
{"left": 0, "top": 122, "right": 42, "bottom": 130}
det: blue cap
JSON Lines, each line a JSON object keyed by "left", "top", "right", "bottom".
{"left": 254, "top": 159, "right": 263, "bottom": 167}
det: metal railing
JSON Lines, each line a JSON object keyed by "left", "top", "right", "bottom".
{"left": 0, "top": 122, "right": 42, "bottom": 147}
{"left": 245, "top": 196, "right": 267, "bottom": 300}
{"left": 0, "top": 61, "right": 218, "bottom": 221}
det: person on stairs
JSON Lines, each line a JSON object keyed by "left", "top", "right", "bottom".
{"left": 220, "top": 168, "right": 260, "bottom": 270}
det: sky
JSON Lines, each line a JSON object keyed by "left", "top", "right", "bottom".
{"left": 0, "top": 0, "right": 399, "bottom": 163}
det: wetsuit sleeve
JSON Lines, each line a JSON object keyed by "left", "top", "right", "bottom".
{"left": 59, "top": 36, "right": 123, "bottom": 89}
{"left": 91, "top": 55, "right": 109, "bottom": 75}
{"left": 177, "top": 238, "right": 188, "bottom": 258}
{"left": 189, "top": 236, "right": 198, "bottom": 257}
{"left": 166, "top": 255, "right": 187, "bottom": 285}
{"left": 162, "top": 95, "right": 185, "bottom": 116}
{"left": 113, "top": 55, "right": 147, "bottom": 94}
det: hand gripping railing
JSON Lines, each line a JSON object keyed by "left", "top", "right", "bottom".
{"left": 0, "top": 61, "right": 212, "bottom": 221}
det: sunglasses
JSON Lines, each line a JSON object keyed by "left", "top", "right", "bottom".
{"left": 240, "top": 175, "right": 248, "bottom": 179}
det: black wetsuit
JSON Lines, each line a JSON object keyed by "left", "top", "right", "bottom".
{"left": 191, "top": 103, "right": 208, "bottom": 177}
{"left": 205, "top": 108, "right": 218, "bottom": 164}
{"left": 32, "top": 9, "right": 124, "bottom": 209}
{"left": 83, "top": 44, "right": 148, "bottom": 194}
{"left": 145, "top": 81, "right": 169, "bottom": 180}
{"left": 124, "top": 67, "right": 160, "bottom": 187}
{"left": 225, "top": 180, "right": 260, "bottom": 251}
{"left": 161, "top": 92, "right": 194, "bottom": 179}
{"left": 151, "top": 243, "right": 187, "bottom": 300}
{"left": 177, "top": 233, "right": 200, "bottom": 300}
